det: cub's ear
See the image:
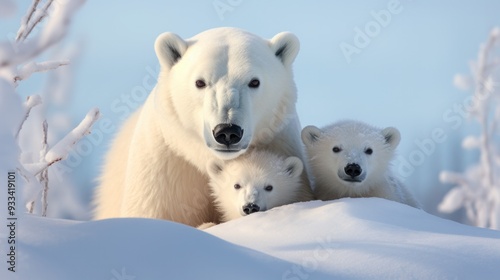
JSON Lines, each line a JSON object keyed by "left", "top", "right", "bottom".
{"left": 269, "top": 32, "right": 300, "bottom": 67}
{"left": 154, "top": 32, "right": 188, "bottom": 70}
{"left": 382, "top": 127, "right": 401, "bottom": 149}
{"left": 301, "top": 125, "right": 322, "bottom": 147}
{"left": 283, "top": 156, "right": 303, "bottom": 178}
{"left": 206, "top": 159, "right": 225, "bottom": 178}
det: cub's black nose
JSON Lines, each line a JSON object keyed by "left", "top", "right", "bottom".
{"left": 213, "top": 124, "right": 243, "bottom": 146}
{"left": 344, "top": 163, "right": 362, "bottom": 178}
{"left": 242, "top": 203, "right": 260, "bottom": 215}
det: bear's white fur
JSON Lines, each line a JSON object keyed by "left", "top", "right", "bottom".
{"left": 204, "top": 149, "right": 305, "bottom": 224}
{"left": 302, "top": 120, "right": 420, "bottom": 208}
{"left": 93, "top": 28, "right": 314, "bottom": 226}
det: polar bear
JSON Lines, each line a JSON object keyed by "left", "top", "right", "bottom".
{"left": 301, "top": 120, "right": 420, "bottom": 208}
{"left": 93, "top": 28, "right": 314, "bottom": 226}
{"left": 199, "top": 150, "right": 305, "bottom": 228}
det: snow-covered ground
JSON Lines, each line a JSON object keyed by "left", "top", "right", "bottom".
{"left": 3, "top": 198, "right": 500, "bottom": 280}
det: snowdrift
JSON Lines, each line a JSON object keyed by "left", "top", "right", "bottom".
{"left": 3, "top": 198, "right": 500, "bottom": 280}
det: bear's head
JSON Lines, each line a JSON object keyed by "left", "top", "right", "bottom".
{"left": 301, "top": 120, "right": 401, "bottom": 195}
{"left": 206, "top": 151, "right": 303, "bottom": 222}
{"left": 154, "top": 27, "right": 300, "bottom": 160}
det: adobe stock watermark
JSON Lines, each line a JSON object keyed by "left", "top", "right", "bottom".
{"left": 394, "top": 79, "right": 498, "bottom": 180}
{"left": 213, "top": 0, "right": 244, "bottom": 20}
{"left": 51, "top": 65, "right": 160, "bottom": 182}
{"left": 339, "top": 0, "right": 405, "bottom": 64}
{"left": 110, "top": 65, "right": 159, "bottom": 121}
{"left": 111, "top": 267, "right": 135, "bottom": 280}
{"left": 255, "top": 104, "right": 295, "bottom": 146}
{"left": 281, "top": 234, "right": 337, "bottom": 280}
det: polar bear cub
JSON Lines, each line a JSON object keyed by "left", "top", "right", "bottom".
{"left": 301, "top": 120, "right": 420, "bottom": 208}
{"left": 200, "top": 150, "right": 305, "bottom": 228}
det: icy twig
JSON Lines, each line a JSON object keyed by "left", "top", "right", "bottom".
{"left": 15, "top": 95, "right": 42, "bottom": 140}
{"left": 15, "top": 0, "right": 41, "bottom": 41}
{"left": 462, "top": 136, "right": 481, "bottom": 150}
{"left": 1, "top": 0, "right": 85, "bottom": 69}
{"left": 27, "top": 201, "right": 35, "bottom": 214}
{"left": 40, "top": 167, "right": 49, "bottom": 216}
{"left": 440, "top": 171, "right": 468, "bottom": 187}
{"left": 22, "top": 108, "right": 100, "bottom": 178}
{"left": 45, "top": 107, "right": 101, "bottom": 163}
{"left": 39, "top": 120, "right": 49, "bottom": 216}
{"left": 14, "top": 60, "right": 69, "bottom": 84}
{"left": 17, "top": 0, "right": 54, "bottom": 42}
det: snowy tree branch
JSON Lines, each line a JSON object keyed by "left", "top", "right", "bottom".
{"left": 39, "top": 120, "right": 49, "bottom": 216}
{"left": 45, "top": 107, "right": 101, "bottom": 163}
{"left": 1, "top": 0, "right": 87, "bottom": 217}
{"left": 14, "top": 60, "right": 69, "bottom": 84}
{"left": 23, "top": 108, "right": 100, "bottom": 178}
{"left": 18, "top": 0, "right": 55, "bottom": 42}
{"left": 15, "top": 94, "right": 42, "bottom": 140}
{"left": 15, "top": 0, "right": 42, "bottom": 41}
{"left": 440, "top": 27, "right": 500, "bottom": 229}
{"left": 1, "top": 0, "right": 85, "bottom": 68}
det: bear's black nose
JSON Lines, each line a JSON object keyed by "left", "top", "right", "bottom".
{"left": 344, "top": 163, "right": 362, "bottom": 178}
{"left": 242, "top": 203, "right": 260, "bottom": 215}
{"left": 213, "top": 124, "right": 243, "bottom": 146}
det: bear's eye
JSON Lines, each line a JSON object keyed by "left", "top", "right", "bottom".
{"left": 332, "top": 146, "right": 342, "bottom": 153}
{"left": 264, "top": 185, "right": 273, "bottom": 192}
{"left": 248, "top": 79, "right": 260, "bottom": 88}
{"left": 195, "top": 79, "right": 206, "bottom": 88}
{"left": 365, "top": 148, "right": 373, "bottom": 155}
{"left": 234, "top": 184, "right": 241, "bottom": 190}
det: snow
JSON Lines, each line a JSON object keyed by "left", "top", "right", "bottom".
{"left": 3, "top": 198, "right": 500, "bottom": 280}
{"left": 1, "top": 3, "right": 500, "bottom": 279}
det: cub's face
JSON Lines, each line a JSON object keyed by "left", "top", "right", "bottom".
{"left": 206, "top": 153, "right": 303, "bottom": 222}
{"left": 302, "top": 122, "right": 400, "bottom": 192}
{"left": 154, "top": 28, "right": 300, "bottom": 160}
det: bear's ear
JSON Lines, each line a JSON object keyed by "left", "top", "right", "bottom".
{"left": 301, "top": 125, "right": 322, "bottom": 147}
{"left": 206, "top": 159, "right": 224, "bottom": 178}
{"left": 382, "top": 127, "right": 401, "bottom": 149}
{"left": 283, "top": 156, "right": 303, "bottom": 178}
{"left": 154, "top": 32, "right": 188, "bottom": 70}
{"left": 269, "top": 32, "right": 300, "bottom": 67}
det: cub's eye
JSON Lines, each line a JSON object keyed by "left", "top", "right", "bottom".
{"left": 248, "top": 79, "right": 260, "bottom": 88}
{"left": 332, "top": 146, "right": 342, "bottom": 153}
{"left": 365, "top": 148, "right": 373, "bottom": 155}
{"left": 195, "top": 79, "right": 206, "bottom": 88}
{"left": 234, "top": 184, "right": 241, "bottom": 190}
{"left": 264, "top": 185, "right": 273, "bottom": 192}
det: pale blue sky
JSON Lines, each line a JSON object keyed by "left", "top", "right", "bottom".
{"left": 2, "top": 1, "right": 499, "bottom": 216}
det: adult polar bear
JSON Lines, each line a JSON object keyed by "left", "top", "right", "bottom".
{"left": 93, "top": 28, "right": 314, "bottom": 226}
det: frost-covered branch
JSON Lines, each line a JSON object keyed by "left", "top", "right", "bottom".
{"left": 1, "top": 0, "right": 89, "bottom": 218}
{"left": 45, "top": 107, "right": 101, "bottom": 163}
{"left": 17, "top": 0, "right": 54, "bottom": 42}
{"left": 39, "top": 120, "right": 49, "bottom": 216}
{"left": 14, "top": 60, "right": 69, "bottom": 84}
{"left": 22, "top": 108, "right": 100, "bottom": 178}
{"left": 15, "top": 95, "right": 42, "bottom": 139}
{"left": 15, "top": 0, "right": 41, "bottom": 41}
{"left": 439, "top": 27, "right": 500, "bottom": 230}
{"left": 1, "top": 0, "right": 85, "bottom": 68}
